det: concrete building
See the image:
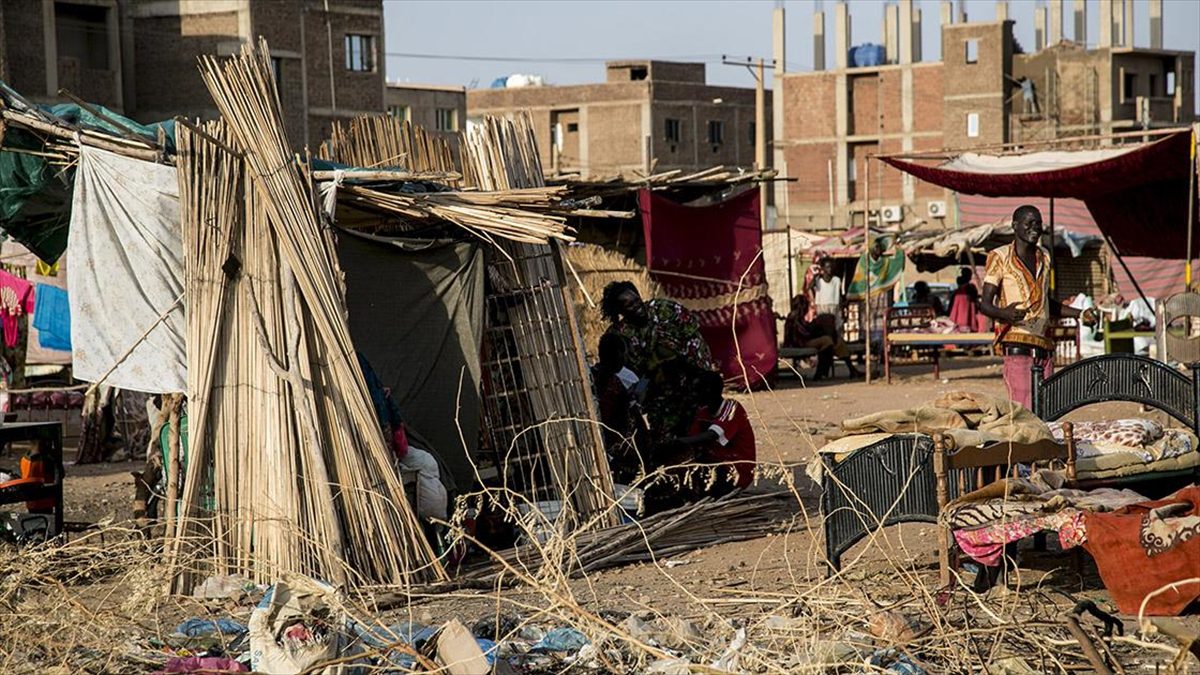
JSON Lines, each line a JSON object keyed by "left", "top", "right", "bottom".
{"left": 0, "top": 0, "right": 386, "bottom": 149}
{"left": 467, "top": 60, "right": 771, "bottom": 178}
{"left": 775, "top": 0, "right": 1195, "bottom": 232}
{"left": 386, "top": 82, "right": 466, "bottom": 140}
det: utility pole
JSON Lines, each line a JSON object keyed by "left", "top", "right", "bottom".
{"left": 722, "top": 56, "right": 777, "bottom": 231}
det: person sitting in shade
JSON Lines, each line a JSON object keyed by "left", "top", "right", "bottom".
{"left": 911, "top": 280, "right": 947, "bottom": 316}
{"left": 356, "top": 353, "right": 449, "bottom": 524}
{"left": 654, "top": 370, "right": 756, "bottom": 507}
{"left": 783, "top": 294, "right": 861, "bottom": 380}
{"left": 979, "top": 205, "right": 1098, "bottom": 409}
{"left": 949, "top": 267, "right": 984, "bottom": 332}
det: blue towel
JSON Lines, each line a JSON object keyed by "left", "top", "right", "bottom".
{"left": 32, "top": 284, "right": 70, "bottom": 351}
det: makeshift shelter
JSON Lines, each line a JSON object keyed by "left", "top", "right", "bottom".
{"left": 880, "top": 130, "right": 1200, "bottom": 304}
{"left": 0, "top": 41, "right": 622, "bottom": 589}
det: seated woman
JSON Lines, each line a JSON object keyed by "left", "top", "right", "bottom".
{"left": 949, "top": 267, "right": 984, "bottom": 332}
{"left": 783, "top": 295, "right": 860, "bottom": 380}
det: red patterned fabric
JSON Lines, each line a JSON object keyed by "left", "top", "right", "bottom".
{"left": 639, "top": 189, "right": 776, "bottom": 389}
{"left": 1083, "top": 486, "right": 1200, "bottom": 616}
{"left": 882, "top": 132, "right": 1197, "bottom": 259}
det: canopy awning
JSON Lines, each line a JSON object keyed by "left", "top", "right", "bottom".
{"left": 881, "top": 131, "right": 1197, "bottom": 259}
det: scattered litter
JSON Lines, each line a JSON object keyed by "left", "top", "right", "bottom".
{"left": 248, "top": 581, "right": 339, "bottom": 675}
{"left": 192, "top": 574, "right": 262, "bottom": 600}
{"left": 436, "top": 618, "right": 490, "bottom": 675}
{"left": 154, "top": 656, "right": 248, "bottom": 674}
{"left": 173, "top": 617, "right": 247, "bottom": 638}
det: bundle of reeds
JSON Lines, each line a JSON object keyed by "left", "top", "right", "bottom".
{"left": 319, "top": 114, "right": 458, "bottom": 178}
{"left": 167, "top": 41, "right": 445, "bottom": 593}
{"left": 335, "top": 183, "right": 575, "bottom": 245}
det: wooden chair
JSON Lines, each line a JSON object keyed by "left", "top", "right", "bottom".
{"left": 1049, "top": 317, "right": 1081, "bottom": 367}
{"left": 1157, "top": 292, "right": 1200, "bottom": 365}
{"left": 933, "top": 423, "right": 1076, "bottom": 587}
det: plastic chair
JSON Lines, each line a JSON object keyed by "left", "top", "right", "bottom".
{"left": 1156, "top": 292, "right": 1200, "bottom": 365}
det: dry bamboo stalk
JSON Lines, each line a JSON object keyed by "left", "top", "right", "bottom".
{"left": 184, "top": 40, "right": 445, "bottom": 589}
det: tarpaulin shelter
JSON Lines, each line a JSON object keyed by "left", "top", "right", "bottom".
{"left": 880, "top": 130, "right": 1199, "bottom": 302}
{"left": 0, "top": 83, "right": 173, "bottom": 262}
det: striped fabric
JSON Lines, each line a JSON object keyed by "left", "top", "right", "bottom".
{"left": 956, "top": 194, "right": 1194, "bottom": 301}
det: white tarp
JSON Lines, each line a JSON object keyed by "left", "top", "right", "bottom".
{"left": 941, "top": 146, "right": 1134, "bottom": 175}
{"left": 68, "top": 146, "right": 186, "bottom": 393}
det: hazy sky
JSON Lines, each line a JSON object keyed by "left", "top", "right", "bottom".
{"left": 384, "top": 0, "right": 1199, "bottom": 106}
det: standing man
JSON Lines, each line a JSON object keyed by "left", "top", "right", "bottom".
{"left": 980, "top": 205, "right": 1097, "bottom": 409}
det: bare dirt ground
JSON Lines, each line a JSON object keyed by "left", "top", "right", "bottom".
{"left": 3, "top": 356, "right": 1195, "bottom": 673}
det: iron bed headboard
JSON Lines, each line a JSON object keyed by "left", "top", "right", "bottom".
{"left": 1032, "top": 354, "right": 1200, "bottom": 433}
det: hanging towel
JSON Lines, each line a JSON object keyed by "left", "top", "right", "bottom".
{"left": 32, "top": 284, "right": 71, "bottom": 351}
{"left": 0, "top": 271, "right": 35, "bottom": 348}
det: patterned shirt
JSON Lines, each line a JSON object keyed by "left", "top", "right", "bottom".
{"left": 609, "top": 298, "right": 715, "bottom": 375}
{"left": 983, "top": 243, "right": 1053, "bottom": 351}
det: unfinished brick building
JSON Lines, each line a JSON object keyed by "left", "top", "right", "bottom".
{"left": 0, "top": 0, "right": 386, "bottom": 149}
{"left": 468, "top": 60, "right": 771, "bottom": 178}
{"left": 775, "top": 0, "right": 1195, "bottom": 232}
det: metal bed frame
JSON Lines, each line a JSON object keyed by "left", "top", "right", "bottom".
{"left": 821, "top": 353, "right": 1200, "bottom": 572}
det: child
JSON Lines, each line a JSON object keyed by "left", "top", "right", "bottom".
{"left": 659, "top": 370, "right": 756, "bottom": 500}
{"left": 591, "top": 333, "right": 646, "bottom": 480}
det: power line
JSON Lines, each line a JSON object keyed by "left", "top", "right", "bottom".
{"left": 383, "top": 51, "right": 728, "bottom": 64}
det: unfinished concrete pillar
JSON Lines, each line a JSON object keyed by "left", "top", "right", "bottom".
{"left": 899, "top": 0, "right": 914, "bottom": 65}
{"left": 995, "top": 0, "right": 1009, "bottom": 22}
{"left": 1074, "top": 0, "right": 1087, "bottom": 45}
{"left": 1049, "top": 0, "right": 1063, "bottom": 46}
{"left": 835, "top": 2, "right": 851, "bottom": 70}
{"left": 912, "top": 8, "right": 923, "bottom": 62}
{"left": 1098, "top": 0, "right": 1113, "bottom": 48}
{"left": 956, "top": 0, "right": 967, "bottom": 23}
{"left": 1149, "top": 0, "right": 1163, "bottom": 49}
{"left": 773, "top": 4, "right": 786, "bottom": 74}
{"left": 1035, "top": 6, "right": 1047, "bottom": 52}
{"left": 1122, "top": 0, "right": 1134, "bottom": 47}
{"left": 941, "top": 1, "right": 954, "bottom": 27}
{"left": 813, "top": 9, "right": 826, "bottom": 71}
{"left": 884, "top": 3, "right": 899, "bottom": 64}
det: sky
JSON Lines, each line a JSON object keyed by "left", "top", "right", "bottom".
{"left": 384, "top": 0, "right": 1199, "bottom": 107}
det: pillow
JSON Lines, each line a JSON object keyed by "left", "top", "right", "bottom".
{"left": 1048, "top": 419, "right": 1162, "bottom": 447}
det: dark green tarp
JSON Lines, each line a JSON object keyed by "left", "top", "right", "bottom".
{"left": 336, "top": 230, "right": 485, "bottom": 489}
{"left": 0, "top": 100, "right": 174, "bottom": 262}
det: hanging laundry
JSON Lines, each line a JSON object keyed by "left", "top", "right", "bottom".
{"left": 0, "top": 271, "right": 34, "bottom": 348}
{"left": 67, "top": 146, "right": 185, "bottom": 394}
{"left": 32, "top": 284, "right": 70, "bottom": 351}
{"left": 35, "top": 260, "right": 59, "bottom": 278}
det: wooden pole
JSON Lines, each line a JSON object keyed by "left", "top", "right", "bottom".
{"left": 1048, "top": 197, "right": 1056, "bottom": 294}
{"left": 756, "top": 58, "right": 767, "bottom": 231}
{"left": 864, "top": 157, "right": 873, "bottom": 385}
{"left": 1187, "top": 129, "right": 1197, "bottom": 290}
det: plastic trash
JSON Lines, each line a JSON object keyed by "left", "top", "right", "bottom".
{"left": 173, "top": 618, "right": 247, "bottom": 638}
{"left": 533, "top": 627, "right": 589, "bottom": 653}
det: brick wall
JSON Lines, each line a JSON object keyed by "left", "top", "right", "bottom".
{"left": 586, "top": 102, "right": 644, "bottom": 174}
{"left": 781, "top": 72, "right": 837, "bottom": 140}
{"left": 133, "top": 13, "right": 237, "bottom": 122}
{"left": 0, "top": 1, "right": 48, "bottom": 98}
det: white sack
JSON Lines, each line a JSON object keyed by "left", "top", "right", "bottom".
{"left": 68, "top": 146, "right": 185, "bottom": 393}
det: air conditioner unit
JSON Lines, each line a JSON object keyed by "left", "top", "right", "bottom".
{"left": 928, "top": 200, "right": 948, "bottom": 218}
{"left": 881, "top": 204, "right": 903, "bottom": 223}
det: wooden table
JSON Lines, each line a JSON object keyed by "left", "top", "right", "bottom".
{"left": 0, "top": 421, "right": 65, "bottom": 535}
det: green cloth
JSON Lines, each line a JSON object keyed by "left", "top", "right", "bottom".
{"left": 0, "top": 101, "right": 174, "bottom": 262}
{"left": 847, "top": 247, "right": 907, "bottom": 301}
{"left": 159, "top": 414, "right": 215, "bottom": 511}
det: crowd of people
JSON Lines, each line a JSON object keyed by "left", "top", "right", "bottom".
{"left": 591, "top": 281, "right": 756, "bottom": 511}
